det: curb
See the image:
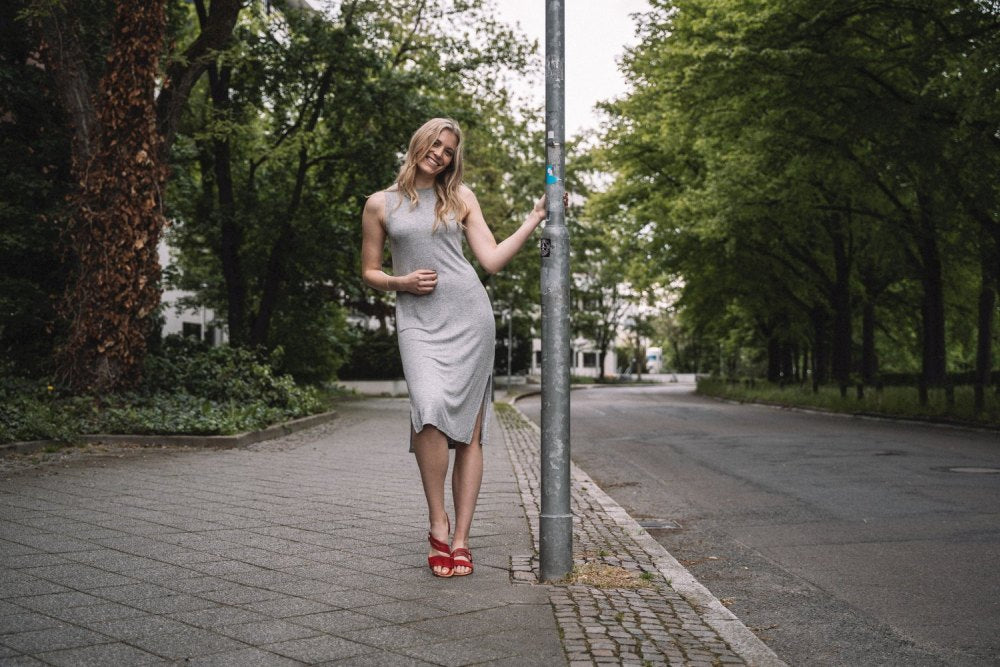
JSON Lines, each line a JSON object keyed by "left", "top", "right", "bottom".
{"left": 707, "top": 395, "right": 1000, "bottom": 435}
{"left": 573, "top": 453, "right": 786, "bottom": 666}
{"left": 505, "top": 396, "right": 786, "bottom": 666}
{"left": 0, "top": 440, "right": 60, "bottom": 456}
{"left": 0, "top": 410, "right": 338, "bottom": 455}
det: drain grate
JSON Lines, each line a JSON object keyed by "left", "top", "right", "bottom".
{"left": 636, "top": 519, "right": 681, "bottom": 530}
{"left": 873, "top": 450, "right": 907, "bottom": 456}
{"left": 934, "top": 466, "right": 1000, "bottom": 475}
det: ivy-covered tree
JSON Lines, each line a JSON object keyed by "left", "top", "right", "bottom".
{"left": 24, "top": 0, "right": 242, "bottom": 392}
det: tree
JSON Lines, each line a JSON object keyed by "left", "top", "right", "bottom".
{"left": 593, "top": 0, "right": 999, "bottom": 397}
{"left": 166, "top": 1, "right": 540, "bottom": 381}
{"left": 27, "top": 0, "right": 242, "bottom": 392}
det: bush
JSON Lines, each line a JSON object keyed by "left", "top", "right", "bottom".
{"left": 338, "top": 327, "right": 403, "bottom": 380}
{"left": 0, "top": 337, "right": 326, "bottom": 443}
{"left": 141, "top": 336, "right": 306, "bottom": 405}
{"left": 268, "top": 300, "right": 350, "bottom": 385}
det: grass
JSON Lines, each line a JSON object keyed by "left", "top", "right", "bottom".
{"left": 560, "top": 562, "right": 655, "bottom": 589}
{"left": 698, "top": 378, "right": 1000, "bottom": 428}
{"left": 571, "top": 375, "right": 658, "bottom": 385}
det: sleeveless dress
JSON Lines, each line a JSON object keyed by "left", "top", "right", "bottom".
{"left": 386, "top": 188, "right": 495, "bottom": 449}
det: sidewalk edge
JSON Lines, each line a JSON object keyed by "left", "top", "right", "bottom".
{"left": 572, "top": 462, "right": 786, "bottom": 667}
{"left": 1, "top": 410, "right": 338, "bottom": 453}
{"left": 506, "top": 398, "right": 786, "bottom": 667}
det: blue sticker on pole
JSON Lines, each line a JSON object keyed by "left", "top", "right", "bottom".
{"left": 546, "top": 165, "right": 558, "bottom": 185}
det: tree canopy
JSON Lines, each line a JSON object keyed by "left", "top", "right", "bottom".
{"left": 591, "top": 0, "right": 999, "bottom": 399}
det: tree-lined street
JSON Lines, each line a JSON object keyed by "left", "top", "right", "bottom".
{"left": 520, "top": 386, "right": 1000, "bottom": 664}
{"left": 2, "top": 0, "right": 998, "bottom": 661}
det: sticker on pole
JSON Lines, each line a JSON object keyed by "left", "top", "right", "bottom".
{"left": 540, "top": 237, "right": 551, "bottom": 257}
{"left": 546, "top": 165, "right": 558, "bottom": 185}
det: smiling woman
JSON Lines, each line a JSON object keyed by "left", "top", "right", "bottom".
{"left": 360, "top": 117, "right": 548, "bottom": 578}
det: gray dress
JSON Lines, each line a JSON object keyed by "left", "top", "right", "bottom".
{"left": 386, "top": 188, "right": 494, "bottom": 449}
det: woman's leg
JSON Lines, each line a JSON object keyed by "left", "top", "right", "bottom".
{"left": 412, "top": 425, "right": 452, "bottom": 576}
{"left": 451, "top": 408, "right": 484, "bottom": 575}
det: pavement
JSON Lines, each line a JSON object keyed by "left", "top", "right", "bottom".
{"left": 0, "top": 397, "right": 784, "bottom": 666}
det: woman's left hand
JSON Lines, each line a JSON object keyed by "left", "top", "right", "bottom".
{"left": 532, "top": 191, "right": 570, "bottom": 221}
{"left": 532, "top": 195, "right": 547, "bottom": 221}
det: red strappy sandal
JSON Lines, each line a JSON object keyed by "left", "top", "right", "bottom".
{"left": 450, "top": 546, "right": 473, "bottom": 576}
{"left": 428, "top": 518, "right": 453, "bottom": 578}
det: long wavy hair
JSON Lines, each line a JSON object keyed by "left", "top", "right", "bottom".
{"left": 394, "top": 118, "right": 468, "bottom": 231}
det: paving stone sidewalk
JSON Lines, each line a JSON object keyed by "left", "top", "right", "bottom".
{"left": 1, "top": 397, "right": 783, "bottom": 666}
{"left": 0, "top": 399, "right": 561, "bottom": 665}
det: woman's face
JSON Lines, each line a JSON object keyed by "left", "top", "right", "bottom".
{"left": 416, "top": 129, "right": 458, "bottom": 179}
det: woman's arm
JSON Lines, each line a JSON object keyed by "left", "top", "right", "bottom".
{"left": 463, "top": 186, "right": 546, "bottom": 275}
{"left": 361, "top": 192, "right": 438, "bottom": 294}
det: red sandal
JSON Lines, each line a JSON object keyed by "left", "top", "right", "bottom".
{"left": 428, "top": 518, "right": 453, "bottom": 578}
{"left": 450, "top": 547, "right": 473, "bottom": 576}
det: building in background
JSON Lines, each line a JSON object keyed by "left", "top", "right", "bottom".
{"left": 158, "top": 241, "right": 227, "bottom": 346}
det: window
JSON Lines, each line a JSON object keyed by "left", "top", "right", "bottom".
{"left": 182, "top": 322, "right": 203, "bottom": 340}
{"left": 582, "top": 352, "right": 598, "bottom": 368}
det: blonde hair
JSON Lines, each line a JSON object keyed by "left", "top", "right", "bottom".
{"left": 394, "top": 117, "right": 468, "bottom": 231}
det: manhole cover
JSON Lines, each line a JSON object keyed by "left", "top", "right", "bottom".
{"left": 636, "top": 519, "right": 681, "bottom": 530}
{"left": 934, "top": 466, "right": 1000, "bottom": 474}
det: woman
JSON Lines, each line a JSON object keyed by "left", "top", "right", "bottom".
{"left": 361, "top": 118, "right": 548, "bottom": 577}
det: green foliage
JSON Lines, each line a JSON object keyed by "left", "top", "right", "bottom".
{"left": 0, "top": 336, "right": 324, "bottom": 443}
{"left": 165, "top": 1, "right": 540, "bottom": 387}
{"left": 0, "top": 2, "right": 74, "bottom": 374}
{"left": 267, "top": 299, "right": 351, "bottom": 385}
{"left": 4, "top": 1, "right": 543, "bottom": 389}
{"left": 568, "top": 140, "right": 635, "bottom": 380}
{"left": 591, "top": 0, "right": 1000, "bottom": 387}
{"left": 338, "top": 327, "right": 403, "bottom": 380}
{"left": 141, "top": 336, "right": 307, "bottom": 404}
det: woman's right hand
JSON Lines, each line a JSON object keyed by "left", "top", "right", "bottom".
{"left": 402, "top": 269, "right": 438, "bottom": 295}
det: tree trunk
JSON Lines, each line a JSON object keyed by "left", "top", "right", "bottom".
{"left": 157, "top": 0, "right": 242, "bottom": 155}
{"left": 35, "top": 7, "right": 96, "bottom": 168}
{"left": 37, "top": 0, "right": 243, "bottom": 392}
{"left": 54, "top": 0, "right": 168, "bottom": 392}
{"left": 810, "top": 306, "right": 829, "bottom": 390}
{"left": 250, "top": 64, "right": 337, "bottom": 346}
{"left": 861, "top": 300, "right": 878, "bottom": 385}
{"left": 206, "top": 63, "right": 248, "bottom": 345}
{"left": 916, "top": 195, "right": 947, "bottom": 387}
{"left": 634, "top": 329, "right": 644, "bottom": 381}
{"left": 975, "top": 233, "right": 997, "bottom": 412}
{"left": 830, "top": 224, "right": 852, "bottom": 388}
{"left": 780, "top": 341, "right": 795, "bottom": 383}
{"left": 766, "top": 336, "right": 781, "bottom": 383}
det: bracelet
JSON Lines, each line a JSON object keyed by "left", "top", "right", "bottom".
{"left": 385, "top": 275, "right": 391, "bottom": 291}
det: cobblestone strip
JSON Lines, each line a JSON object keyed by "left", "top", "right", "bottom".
{"left": 498, "top": 403, "right": 786, "bottom": 667}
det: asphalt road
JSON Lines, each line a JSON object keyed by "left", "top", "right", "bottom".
{"left": 517, "top": 384, "right": 1000, "bottom": 666}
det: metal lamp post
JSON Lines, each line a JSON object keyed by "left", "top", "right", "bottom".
{"left": 540, "top": 0, "right": 572, "bottom": 581}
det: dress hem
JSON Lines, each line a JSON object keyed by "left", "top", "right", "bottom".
{"left": 407, "top": 375, "right": 493, "bottom": 453}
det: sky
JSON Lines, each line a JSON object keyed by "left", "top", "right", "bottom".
{"left": 493, "top": 0, "right": 650, "bottom": 137}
